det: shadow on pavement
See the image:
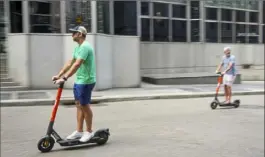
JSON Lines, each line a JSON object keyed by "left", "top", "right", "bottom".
{"left": 213, "top": 104, "right": 264, "bottom": 110}
{"left": 239, "top": 104, "right": 264, "bottom": 110}
{"left": 215, "top": 106, "right": 236, "bottom": 110}
{"left": 51, "top": 143, "right": 110, "bottom": 152}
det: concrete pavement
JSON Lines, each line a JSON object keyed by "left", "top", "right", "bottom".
{"left": 0, "top": 81, "right": 264, "bottom": 107}
{"left": 1, "top": 95, "right": 264, "bottom": 157}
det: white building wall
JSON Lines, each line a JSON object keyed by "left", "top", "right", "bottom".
{"left": 7, "top": 34, "right": 140, "bottom": 90}
{"left": 140, "top": 42, "right": 264, "bottom": 75}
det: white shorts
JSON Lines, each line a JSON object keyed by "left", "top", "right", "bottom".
{"left": 223, "top": 74, "right": 236, "bottom": 86}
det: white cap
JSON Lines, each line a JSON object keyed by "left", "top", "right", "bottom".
{"left": 224, "top": 46, "right": 231, "bottom": 51}
{"left": 69, "top": 26, "right": 87, "bottom": 35}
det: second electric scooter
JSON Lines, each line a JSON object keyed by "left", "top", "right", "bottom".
{"left": 37, "top": 82, "right": 110, "bottom": 153}
{"left": 210, "top": 72, "right": 240, "bottom": 110}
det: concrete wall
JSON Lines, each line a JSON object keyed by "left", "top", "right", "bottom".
{"left": 7, "top": 34, "right": 140, "bottom": 90}
{"left": 7, "top": 34, "right": 30, "bottom": 87}
{"left": 93, "top": 34, "right": 141, "bottom": 90}
{"left": 111, "top": 35, "right": 140, "bottom": 88}
{"left": 29, "top": 35, "right": 64, "bottom": 88}
{"left": 140, "top": 42, "right": 265, "bottom": 75}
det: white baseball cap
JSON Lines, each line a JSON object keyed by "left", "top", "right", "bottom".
{"left": 69, "top": 26, "right": 87, "bottom": 35}
{"left": 224, "top": 46, "right": 231, "bottom": 51}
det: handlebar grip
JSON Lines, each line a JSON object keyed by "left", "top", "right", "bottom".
{"left": 216, "top": 72, "right": 223, "bottom": 76}
{"left": 52, "top": 79, "right": 64, "bottom": 88}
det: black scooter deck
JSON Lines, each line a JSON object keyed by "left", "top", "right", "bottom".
{"left": 58, "top": 136, "right": 102, "bottom": 146}
{"left": 219, "top": 102, "right": 237, "bottom": 107}
{"left": 57, "top": 128, "right": 110, "bottom": 147}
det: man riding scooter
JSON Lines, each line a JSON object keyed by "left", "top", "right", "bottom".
{"left": 215, "top": 46, "right": 237, "bottom": 104}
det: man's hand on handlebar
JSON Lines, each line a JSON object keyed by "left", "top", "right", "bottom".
{"left": 54, "top": 78, "right": 65, "bottom": 85}
{"left": 52, "top": 75, "right": 66, "bottom": 85}
{"left": 52, "top": 75, "right": 60, "bottom": 81}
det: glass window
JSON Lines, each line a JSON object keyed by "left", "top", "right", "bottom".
{"left": 172, "top": 20, "right": 186, "bottom": 42}
{"left": 0, "top": 28, "right": 5, "bottom": 40}
{"left": 114, "top": 1, "right": 137, "bottom": 35}
{"left": 248, "top": 25, "right": 259, "bottom": 43}
{"left": 29, "top": 1, "right": 61, "bottom": 33}
{"left": 0, "top": 1, "right": 4, "bottom": 18}
{"left": 0, "top": 1, "right": 5, "bottom": 40}
{"left": 97, "top": 1, "right": 110, "bottom": 34}
{"left": 190, "top": 1, "right": 199, "bottom": 19}
{"left": 153, "top": 19, "right": 169, "bottom": 41}
{"left": 221, "top": 23, "right": 232, "bottom": 43}
{"left": 205, "top": 22, "right": 218, "bottom": 42}
{"left": 263, "top": 25, "right": 265, "bottom": 43}
{"left": 249, "top": 12, "right": 258, "bottom": 23}
{"left": 234, "top": 0, "right": 247, "bottom": 9}
{"left": 9, "top": 1, "right": 23, "bottom": 33}
{"left": 206, "top": 8, "right": 217, "bottom": 20}
{"left": 219, "top": 0, "right": 233, "bottom": 8}
{"left": 263, "top": 1, "right": 265, "bottom": 23}
{"left": 172, "top": 5, "right": 186, "bottom": 18}
{"left": 205, "top": 0, "right": 219, "bottom": 7}
{"left": 236, "top": 24, "right": 246, "bottom": 43}
{"left": 248, "top": 0, "right": 258, "bottom": 10}
{"left": 236, "top": 10, "right": 245, "bottom": 22}
{"left": 221, "top": 9, "right": 232, "bottom": 21}
{"left": 141, "top": 2, "right": 149, "bottom": 16}
{"left": 173, "top": 0, "right": 187, "bottom": 4}
{"left": 65, "top": 1, "right": 91, "bottom": 33}
{"left": 141, "top": 18, "right": 150, "bottom": 41}
{"left": 153, "top": 2, "right": 168, "bottom": 17}
{"left": 191, "top": 20, "right": 200, "bottom": 42}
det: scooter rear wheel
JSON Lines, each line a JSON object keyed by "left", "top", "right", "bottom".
{"left": 210, "top": 102, "right": 218, "bottom": 109}
{"left": 37, "top": 136, "right": 55, "bottom": 153}
{"left": 96, "top": 132, "right": 109, "bottom": 145}
{"left": 233, "top": 100, "right": 240, "bottom": 108}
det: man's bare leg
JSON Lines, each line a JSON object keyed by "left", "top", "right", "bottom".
{"left": 81, "top": 105, "right": 93, "bottom": 132}
{"left": 76, "top": 101, "right": 84, "bottom": 132}
{"left": 65, "top": 101, "right": 84, "bottom": 140}
{"left": 224, "top": 85, "right": 228, "bottom": 102}
{"left": 227, "top": 86, "right": 232, "bottom": 103}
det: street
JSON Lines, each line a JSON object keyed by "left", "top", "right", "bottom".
{"left": 1, "top": 95, "right": 264, "bottom": 157}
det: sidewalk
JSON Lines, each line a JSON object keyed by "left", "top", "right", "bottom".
{"left": 0, "top": 81, "right": 264, "bottom": 107}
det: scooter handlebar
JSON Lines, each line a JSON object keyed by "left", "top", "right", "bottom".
{"left": 52, "top": 79, "right": 65, "bottom": 88}
{"left": 216, "top": 72, "right": 223, "bottom": 76}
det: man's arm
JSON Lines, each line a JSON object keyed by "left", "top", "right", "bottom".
{"left": 57, "top": 58, "right": 75, "bottom": 77}
{"left": 64, "top": 59, "right": 84, "bottom": 79}
{"left": 216, "top": 57, "right": 224, "bottom": 72}
{"left": 223, "top": 57, "right": 235, "bottom": 73}
{"left": 64, "top": 47, "right": 89, "bottom": 79}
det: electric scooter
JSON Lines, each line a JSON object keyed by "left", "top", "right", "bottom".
{"left": 37, "top": 82, "right": 110, "bottom": 153}
{"left": 210, "top": 72, "right": 240, "bottom": 110}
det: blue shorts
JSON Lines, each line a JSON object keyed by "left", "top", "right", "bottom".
{"left": 73, "top": 83, "right": 95, "bottom": 105}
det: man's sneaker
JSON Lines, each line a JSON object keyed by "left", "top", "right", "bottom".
{"left": 66, "top": 131, "right": 83, "bottom": 140}
{"left": 79, "top": 131, "right": 94, "bottom": 142}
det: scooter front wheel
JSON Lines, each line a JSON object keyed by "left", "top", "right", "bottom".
{"left": 210, "top": 102, "right": 218, "bottom": 110}
{"left": 37, "top": 136, "right": 55, "bottom": 153}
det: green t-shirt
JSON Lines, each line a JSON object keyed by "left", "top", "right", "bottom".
{"left": 73, "top": 41, "right": 96, "bottom": 84}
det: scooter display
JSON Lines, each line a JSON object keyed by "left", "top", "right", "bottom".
{"left": 37, "top": 82, "right": 110, "bottom": 153}
{"left": 210, "top": 72, "right": 240, "bottom": 110}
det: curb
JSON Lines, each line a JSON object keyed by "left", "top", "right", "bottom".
{"left": 0, "top": 90, "right": 264, "bottom": 107}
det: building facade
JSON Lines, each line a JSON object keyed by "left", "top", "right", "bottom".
{"left": 5, "top": 0, "right": 265, "bottom": 43}
{"left": 4, "top": 0, "right": 265, "bottom": 90}
{"left": 0, "top": 1, "right": 6, "bottom": 53}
